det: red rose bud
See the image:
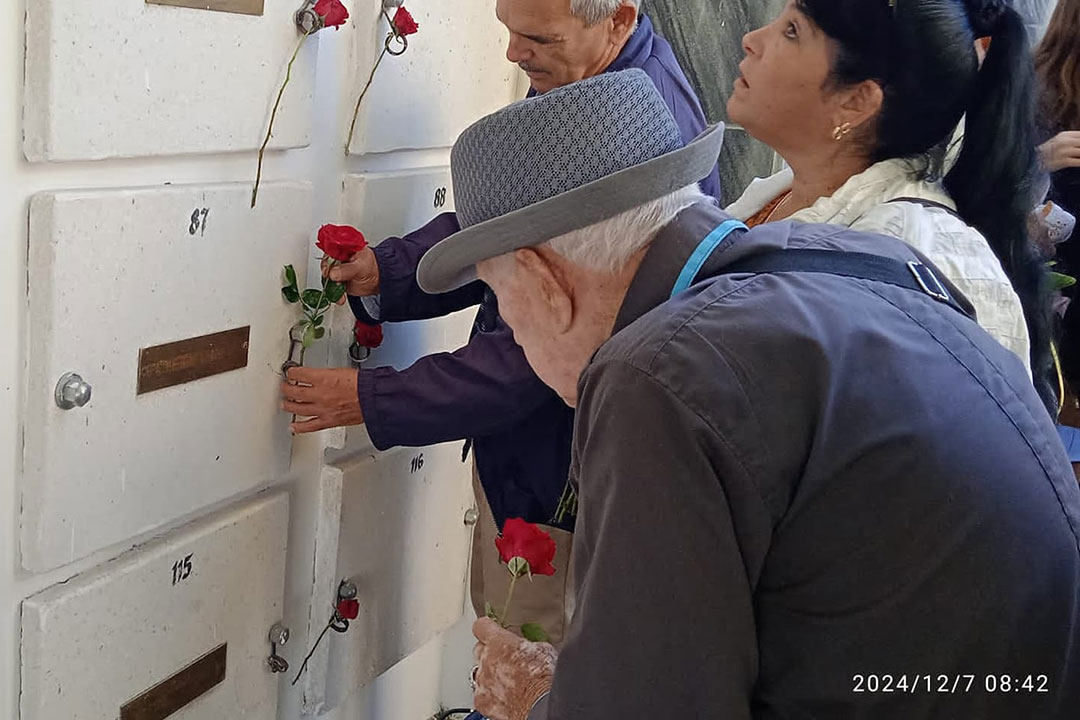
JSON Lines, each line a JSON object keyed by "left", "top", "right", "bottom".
{"left": 354, "top": 321, "right": 384, "bottom": 349}
{"left": 317, "top": 224, "right": 367, "bottom": 263}
{"left": 314, "top": 0, "right": 349, "bottom": 29}
{"left": 495, "top": 518, "right": 556, "bottom": 576}
{"left": 392, "top": 6, "right": 420, "bottom": 36}
{"left": 336, "top": 598, "right": 359, "bottom": 620}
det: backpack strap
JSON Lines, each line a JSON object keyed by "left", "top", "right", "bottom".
{"left": 713, "top": 248, "right": 976, "bottom": 320}
{"left": 887, "top": 196, "right": 962, "bottom": 220}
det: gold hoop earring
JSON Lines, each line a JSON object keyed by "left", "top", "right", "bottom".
{"left": 832, "top": 122, "right": 852, "bottom": 141}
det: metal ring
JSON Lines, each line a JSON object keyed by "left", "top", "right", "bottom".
{"left": 468, "top": 664, "right": 480, "bottom": 691}
{"left": 385, "top": 33, "right": 408, "bottom": 56}
{"left": 348, "top": 342, "right": 372, "bottom": 365}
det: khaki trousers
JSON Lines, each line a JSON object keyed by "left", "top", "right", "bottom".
{"left": 468, "top": 467, "right": 575, "bottom": 648}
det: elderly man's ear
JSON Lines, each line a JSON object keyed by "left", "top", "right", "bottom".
{"left": 513, "top": 248, "right": 574, "bottom": 334}
{"left": 609, "top": 3, "right": 638, "bottom": 44}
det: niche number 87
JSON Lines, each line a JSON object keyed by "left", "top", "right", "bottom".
{"left": 189, "top": 208, "right": 210, "bottom": 236}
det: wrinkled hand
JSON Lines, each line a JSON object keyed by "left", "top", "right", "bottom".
{"left": 323, "top": 246, "right": 379, "bottom": 304}
{"left": 472, "top": 618, "right": 556, "bottom": 720}
{"left": 281, "top": 366, "right": 363, "bottom": 434}
{"left": 1039, "top": 131, "right": 1080, "bottom": 173}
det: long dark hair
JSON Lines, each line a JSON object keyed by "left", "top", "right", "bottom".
{"left": 1036, "top": 0, "right": 1080, "bottom": 132}
{"left": 797, "top": 0, "right": 1055, "bottom": 411}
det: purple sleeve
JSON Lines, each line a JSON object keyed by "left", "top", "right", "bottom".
{"left": 348, "top": 212, "right": 485, "bottom": 324}
{"left": 357, "top": 320, "right": 555, "bottom": 450}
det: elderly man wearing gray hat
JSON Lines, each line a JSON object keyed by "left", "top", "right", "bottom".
{"left": 282, "top": 0, "right": 720, "bottom": 649}
{"left": 417, "top": 70, "right": 1080, "bottom": 719}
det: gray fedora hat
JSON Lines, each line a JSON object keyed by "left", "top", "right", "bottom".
{"left": 416, "top": 69, "right": 725, "bottom": 293}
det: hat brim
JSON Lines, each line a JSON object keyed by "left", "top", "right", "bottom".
{"left": 417, "top": 123, "right": 726, "bottom": 294}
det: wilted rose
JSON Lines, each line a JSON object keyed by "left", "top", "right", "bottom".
{"left": 392, "top": 6, "right": 420, "bottom": 36}
{"left": 336, "top": 598, "right": 359, "bottom": 620}
{"left": 354, "top": 321, "right": 384, "bottom": 349}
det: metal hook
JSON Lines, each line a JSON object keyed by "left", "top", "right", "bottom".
{"left": 385, "top": 32, "right": 409, "bottom": 56}
{"left": 348, "top": 341, "right": 372, "bottom": 366}
{"left": 338, "top": 578, "right": 358, "bottom": 600}
{"left": 267, "top": 623, "right": 291, "bottom": 674}
{"left": 332, "top": 577, "right": 358, "bottom": 633}
{"left": 294, "top": 0, "right": 323, "bottom": 34}
{"left": 282, "top": 324, "right": 308, "bottom": 376}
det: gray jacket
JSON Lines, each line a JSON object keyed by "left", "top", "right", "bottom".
{"left": 532, "top": 202, "right": 1080, "bottom": 719}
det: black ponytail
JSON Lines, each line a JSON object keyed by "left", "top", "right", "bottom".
{"left": 797, "top": 0, "right": 1055, "bottom": 412}
{"left": 944, "top": 4, "right": 1055, "bottom": 411}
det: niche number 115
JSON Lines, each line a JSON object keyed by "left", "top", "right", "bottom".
{"left": 171, "top": 553, "right": 194, "bottom": 586}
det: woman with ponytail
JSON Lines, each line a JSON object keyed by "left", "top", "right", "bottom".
{"left": 725, "top": 0, "right": 1054, "bottom": 410}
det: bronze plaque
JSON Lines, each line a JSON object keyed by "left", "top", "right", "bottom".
{"left": 137, "top": 326, "right": 250, "bottom": 395}
{"left": 120, "top": 644, "right": 227, "bottom": 720}
{"left": 146, "top": 0, "right": 264, "bottom": 16}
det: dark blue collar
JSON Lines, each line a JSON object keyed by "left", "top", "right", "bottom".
{"left": 607, "top": 14, "right": 655, "bottom": 74}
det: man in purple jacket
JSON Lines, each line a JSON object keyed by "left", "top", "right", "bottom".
{"left": 281, "top": 0, "right": 721, "bottom": 643}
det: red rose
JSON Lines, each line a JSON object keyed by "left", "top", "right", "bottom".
{"left": 354, "top": 321, "right": 383, "bottom": 349}
{"left": 314, "top": 0, "right": 349, "bottom": 29}
{"left": 495, "top": 518, "right": 556, "bottom": 576}
{"left": 392, "top": 6, "right": 420, "bottom": 37}
{"left": 317, "top": 224, "right": 367, "bottom": 263}
{"left": 336, "top": 598, "right": 359, "bottom": 620}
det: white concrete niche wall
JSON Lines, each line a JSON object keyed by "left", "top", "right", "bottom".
{"left": 22, "top": 181, "right": 311, "bottom": 572}
{"left": 24, "top": 0, "right": 315, "bottom": 161}
{"left": 21, "top": 491, "right": 289, "bottom": 720}
{"left": 326, "top": 167, "right": 475, "bottom": 454}
{"left": 345, "top": 0, "right": 519, "bottom": 154}
{"left": 298, "top": 446, "right": 473, "bottom": 714}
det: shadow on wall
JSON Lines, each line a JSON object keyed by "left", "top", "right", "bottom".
{"left": 645, "top": 0, "right": 1060, "bottom": 202}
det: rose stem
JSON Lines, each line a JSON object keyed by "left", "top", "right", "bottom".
{"left": 499, "top": 571, "right": 520, "bottom": 629}
{"left": 253, "top": 30, "right": 311, "bottom": 208}
{"left": 344, "top": 45, "right": 391, "bottom": 156}
{"left": 308, "top": 258, "right": 339, "bottom": 330}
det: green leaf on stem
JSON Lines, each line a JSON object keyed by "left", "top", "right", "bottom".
{"left": 302, "top": 289, "right": 331, "bottom": 311}
{"left": 325, "top": 281, "right": 346, "bottom": 304}
{"left": 282, "top": 286, "right": 300, "bottom": 304}
{"left": 283, "top": 264, "right": 298, "bottom": 291}
{"left": 313, "top": 314, "right": 324, "bottom": 327}
{"left": 301, "top": 323, "right": 316, "bottom": 348}
{"left": 484, "top": 601, "right": 498, "bottom": 620}
{"left": 520, "top": 623, "right": 549, "bottom": 643}
{"left": 314, "top": 327, "right": 326, "bottom": 340}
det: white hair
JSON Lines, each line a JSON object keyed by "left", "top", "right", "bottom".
{"left": 571, "top": 0, "right": 641, "bottom": 26}
{"left": 543, "top": 184, "right": 705, "bottom": 274}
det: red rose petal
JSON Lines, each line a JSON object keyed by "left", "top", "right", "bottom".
{"left": 354, "top": 321, "right": 383, "bottom": 349}
{"left": 336, "top": 598, "right": 360, "bottom": 620}
{"left": 314, "top": 0, "right": 349, "bottom": 29}
{"left": 495, "top": 518, "right": 557, "bottom": 576}
{"left": 392, "top": 6, "right": 420, "bottom": 36}
{"left": 317, "top": 223, "right": 367, "bottom": 263}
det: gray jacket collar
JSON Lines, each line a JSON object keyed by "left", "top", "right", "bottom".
{"left": 614, "top": 201, "right": 743, "bottom": 334}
